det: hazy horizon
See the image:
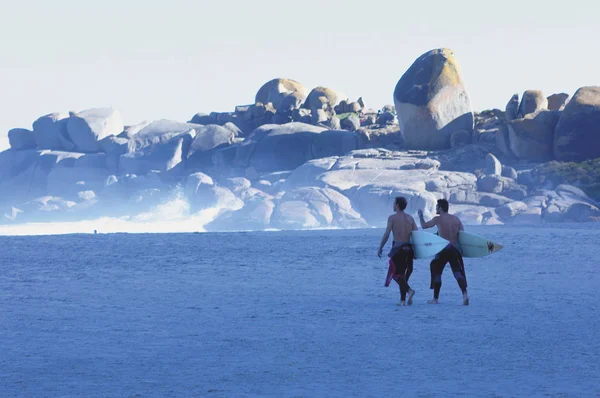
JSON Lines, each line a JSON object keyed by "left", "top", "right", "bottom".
{"left": 1, "top": 0, "right": 597, "bottom": 150}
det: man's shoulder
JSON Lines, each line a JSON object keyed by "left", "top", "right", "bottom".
{"left": 450, "top": 213, "right": 462, "bottom": 222}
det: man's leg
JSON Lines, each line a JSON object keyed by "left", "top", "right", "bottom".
{"left": 448, "top": 249, "right": 469, "bottom": 305}
{"left": 392, "top": 250, "right": 411, "bottom": 304}
{"left": 405, "top": 253, "right": 415, "bottom": 305}
{"left": 429, "top": 254, "right": 447, "bottom": 303}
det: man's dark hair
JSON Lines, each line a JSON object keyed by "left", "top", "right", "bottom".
{"left": 437, "top": 199, "right": 449, "bottom": 213}
{"left": 395, "top": 196, "right": 408, "bottom": 211}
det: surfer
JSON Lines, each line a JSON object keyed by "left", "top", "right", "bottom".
{"left": 418, "top": 199, "right": 469, "bottom": 305}
{"left": 378, "top": 196, "right": 418, "bottom": 306}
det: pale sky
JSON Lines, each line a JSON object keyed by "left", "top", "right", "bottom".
{"left": 1, "top": 0, "right": 598, "bottom": 150}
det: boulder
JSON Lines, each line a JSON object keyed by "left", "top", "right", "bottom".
{"left": 505, "top": 94, "right": 520, "bottom": 121}
{"left": 547, "top": 93, "right": 569, "bottom": 111}
{"left": 32, "top": 112, "right": 70, "bottom": 150}
{"left": 283, "top": 157, "right": 337, "bottom": 189}
{"left": 501, "top": 165, "right": 518, "bottom": 180}
{"left": 67, "top": 108, "right": 124, "bottom": 152}
{"left": 187, "top": 125, "right": 236, "bottom": 168}
{"left": 495, "top": 126, "right": 515, "bottom": 158}
{"left": 303, "top": 86, "right": 340, "bottom": 111}
{"left": 554, "top": 86, "right": 600, "bottom": 161}
{"left": 128, "top": 120, "right": 198, "bottom": 152}
{"left": 350, "top": 184, "right": 438, "bottom": 225}
{"left": 340, "top": 114, "right": 360, "bottom": 131}
{"left": 98, "top": 135, "right": 129, "bottom": 172}
{"left": 223, "top": 122, "right": 242, "bottom": 137}
{"left": 452, "top": 205, "right": 491, "bottom": 225}
{"left": 255, "top": 78, "right": 306, "bottom": 110}
{"left": 496, "top": 201, "right": 528, "bottom": 219}
{"left": 205, "top": 197, "right": 275, "bottom": 232}
{"left": 120, "top": 130, "right": 195, "bottom": 175}
{"left": 449, "top": 191, "right": 512, "bottom": 207}
{"left": 562, "top": 202, "right": 600, "bottom": 222}
{"left": 518, "top": 90, "right": 547, "bottom": 117}
{"left": 477, "top": 175, "right": 528, "bottom": 200}
{"left": 507, "top": 110, "right": 560, "bottom": 162}
{"left": 313, "top": 130, "right": 358, "bottom": 159}
{"left": 393, "top": 48, "right": 473, "bottom": 149}
{"left": 234, "top": 123, "right": 329, "bottom": 172}
{"left": 8, "top": 128, "right": 37, "bottom": 150}
{"left": 271, "top": 187, "right": 366, "bottom": 229}
{"left": 118, "top": 121, "right": 152, "bottom": 139}
{"left": 188, "top": 113, "right": 215, "bottom": 125}
{"left": 485, "top": 154, "right": 502, "bottom": 176}
{"left": 376, "top": 111, "right": 396, "bottom": 125}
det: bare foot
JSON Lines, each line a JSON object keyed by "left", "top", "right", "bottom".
{"left": 427, "top": 299, "right": 439, "bottom": 304}
{"left": 407, "top": 289, "right": 415, "bottom": 306}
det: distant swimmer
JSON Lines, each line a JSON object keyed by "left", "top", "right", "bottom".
{"left": 418, "top": 199, "right": 469, "bottom": 305}
{"left": 378, "top": 196, "right": 418, "bottom": 306}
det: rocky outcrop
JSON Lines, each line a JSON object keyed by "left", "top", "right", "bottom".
{"left": 233, "top": 123, "right": 360, "bottom": 173}
{"left": 554, "top": 86, "right": 600, "bottom": 161}
{"left": 393, "top": 48, "right": 473, "bottom": 150}
{"left": 507, "top": 110, "right": 560, "bottom": 162}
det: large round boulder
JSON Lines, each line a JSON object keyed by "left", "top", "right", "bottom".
{"left": 393, "top": 48, "right": 474, "bottom": 150}
{"left": 187, "top": 125, "right": 237, "bottom": 168}
{"left": 518, "top": 90, "right": 547, "bottom": 117}
{"left": 8, "top": 128, "right": 37, "bottom": 150}
{"left": 32, "top": 112, "right": 71, "bottom": 150}
{"left": 554, "top": 86, "right": 600, "bottom": 161}
{"left": 255, "top": 78, "right": 306, "bottom": 111}
{"left": 67, "top": 108, "right": 124, "bottom": 152}
{"left": 507, "top": 110, "right": 560, "bottom": 162}
{"left": 303, "top": 87, "right": 340, "bottom": 122}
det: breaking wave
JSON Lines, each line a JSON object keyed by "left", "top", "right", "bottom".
{"left": 0, "top": 188, "right": 222, "bottom": 236}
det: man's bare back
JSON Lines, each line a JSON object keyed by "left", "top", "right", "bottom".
{"left": 389, "top": 212, "right": 418, "bottom": 243}
{"left": 420, "top": 213, "right": 463, "bottom": 244}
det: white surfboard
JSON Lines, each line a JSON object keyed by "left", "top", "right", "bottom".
{"left": 410, "top": 230, "right": 450, "bottom": 259}
{"left": 458, "top": 231, "right": 503, "bottom": 258}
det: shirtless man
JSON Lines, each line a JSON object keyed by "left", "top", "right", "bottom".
{"left": 378, "top": 196, "right": 418, "bottom": 306}
{"left": 418, "top": 199, "right": 469, "bottom": 305}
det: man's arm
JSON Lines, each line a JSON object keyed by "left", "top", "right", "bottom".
{"left": 411, "top": 216, "right": 418, "bottom": 231}
{"left": 418, "top": 210, "right": 437, "bottom": 229}
{"left": 458, "top": 219, "right": 464, "bottom": 231}
{"left": 378, "top": 216, "right": 393, "bottom": 257}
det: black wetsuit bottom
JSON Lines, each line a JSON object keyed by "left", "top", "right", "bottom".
{"left": 430, "top": 245, "right": 467, "bottom": 299}
{"left": 391, "top": 244, "right": 414, "bottom": 301}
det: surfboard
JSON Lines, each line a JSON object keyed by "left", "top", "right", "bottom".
{"left": 458, "top": 231, "right": 503, "bottom": 258}
{"left": 410, "top": 230, "right": 450, "bottom": 259}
